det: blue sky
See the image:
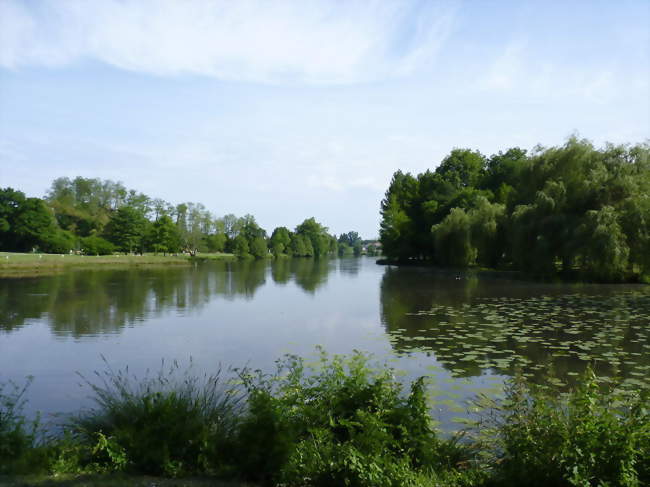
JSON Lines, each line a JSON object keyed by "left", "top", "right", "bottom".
{"left": 0, "top": 0, "right": 648, "bottom": 238}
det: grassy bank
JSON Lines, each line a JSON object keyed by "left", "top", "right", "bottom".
{"left": 1, "top": 352, "right": 648, "bottom": 486}
{"left": 0, "top": 253, "right": 235, "bottom": 278}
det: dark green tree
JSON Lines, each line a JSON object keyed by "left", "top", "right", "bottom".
{"left": 233, "top": 234, "right": 250, "bottom": 258}
{"left": 270, "top": 227, "right": 291, "bottom": 256}
{"left": 104, "top": 206, "right": 147, "bottom": 254}
{"left": 0, "top": 188, "right": 61, "bottom": 252}
{"left": 432, "top": 207, "right": 476, "bottom": 267}
{"left": 250, "top": 236, "right": 269, "bottom": 259}
{"left": 147, "top": 215, "right": 181, "bottom": 255}
{"left": 295, "top": 217, "right": 331, "bottom": 257}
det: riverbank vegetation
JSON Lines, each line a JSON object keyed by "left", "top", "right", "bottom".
{"left": 1, "top": 352, "right": 648, "bottom": 486}
{"left": 380, "top": 136, "right": 649, "bottom": 282}
{"left": 1, "top": 178, "right": 371, "bottom": 261}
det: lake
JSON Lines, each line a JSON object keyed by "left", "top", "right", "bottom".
{"left": 1, "top": 257, "right": 649, "bottom": 430}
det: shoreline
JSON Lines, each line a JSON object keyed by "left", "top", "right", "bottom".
{"left": 0, "top": 252, "right": 236, "bottom": 278}
{"left": 375, "top": 259, "right": 649, "bottom": 284}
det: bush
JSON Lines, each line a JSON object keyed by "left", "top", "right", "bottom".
{"left": 81, "top": 235, "right": 115, "bottom": 256}
{"left": 39, "top": 229, "right": 76, "bottom": 254}
{"left": 234, "top": 349, "right": 466, "bottom": 486}
{"left": 67, "top": 360, "right": 243, "bottom": 476}
{"left": 479, "top": 369, "right": 650, "bottom": 487}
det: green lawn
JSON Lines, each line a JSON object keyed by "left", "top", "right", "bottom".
{"left": 0, "top": 252, "right": 235, "bottom": 278}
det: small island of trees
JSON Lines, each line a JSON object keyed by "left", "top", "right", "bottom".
{"left": 379, "top": 136, "right": 649, "bottom": 282}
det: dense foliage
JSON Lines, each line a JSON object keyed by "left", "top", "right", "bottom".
{"left": 380, "top": 137, "right": 650, "bottom": 281}
{"left": 477, "top": 371, "right": 650, "bottom": 486}
{"left": 233, "top": 350, "right": 461, "bottom": 486}
{"left": 1, "top": 176, "right": 371, "bottom": 259}
{"left": 1, "top": 353, "right": 648, "bottom": 486}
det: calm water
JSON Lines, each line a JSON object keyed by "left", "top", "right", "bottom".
{"left": 1, "top": 257, "right": 649, "bottom": 428}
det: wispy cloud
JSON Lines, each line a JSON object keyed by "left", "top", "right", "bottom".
{"left": 0, "top": 0, "right": 457, "bottom": 84}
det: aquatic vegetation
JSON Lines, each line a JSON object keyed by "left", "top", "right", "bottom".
{"left": 389, "top": 292, "right": 650, "bottom": 391}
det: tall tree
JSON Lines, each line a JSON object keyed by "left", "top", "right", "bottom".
{"left": 270, "top": 227, "right": 291, "bottom": 256}
{"left": 104, "top": 206, "right": 148, "bottom": 254}
{"left": 147, "top": 215, "right": 181, "bottom": 255}
{"left": 0, "top": 188, "right": 61, "bottom": 252}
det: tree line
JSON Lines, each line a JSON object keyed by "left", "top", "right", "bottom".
{"left": 380, "top": 136, "right": 649, "bottom": 281}
{"left": 0, "top": 176, "right": 371, "bottom": 259}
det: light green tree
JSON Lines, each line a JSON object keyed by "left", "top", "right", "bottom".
{"left": 250, "top": 236, "right": 268, "bottom": 259}
{"left": 432, "top": 208, "right": 476, "bottom": 267}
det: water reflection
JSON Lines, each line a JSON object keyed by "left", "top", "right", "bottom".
{"left": 379, "top": 266, "right": 650, "bottom": 388}
{"left": 0, "top": 257, "right": 335, "bottom": 337}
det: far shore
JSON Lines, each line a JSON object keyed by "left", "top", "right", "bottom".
{"left": 0, "top": 252, "right": 236, "bottom": 278}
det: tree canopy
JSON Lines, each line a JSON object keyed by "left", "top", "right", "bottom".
{"left": 379, "top": 136, "right": 650, "bottom": 282}
{"left": 2, "top": 178, "right": 358, "bottom": 261}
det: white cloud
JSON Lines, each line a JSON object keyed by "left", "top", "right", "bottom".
{"left": 0, "top": 0, "right": 457, "bottom": 84}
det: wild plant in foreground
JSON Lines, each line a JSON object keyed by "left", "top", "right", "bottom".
{"left": 233, "top": 348, "right": 473, "bottom": 486}
{"left": 475, "top": 368, "right": 650, "bottom": 487}
{"left": 0, "top": 377, "right": 47, "bottom": 474}
{"left": 67, "top": 358, "right": 243, "bottom": 476}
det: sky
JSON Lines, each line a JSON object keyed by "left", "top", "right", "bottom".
{"left": 0, "top": 0, "right": 648, "bottom": 238}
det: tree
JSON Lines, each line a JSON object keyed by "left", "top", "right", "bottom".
{"left": 104, "top": 206, "right": 147, "bottom": 254}
{"left": 46, "top": 177, "right": 126, "bottom": 236}
{"left": 148, "top": 215, "right": 181, "bottom": 255}
{"left": 218, "top": 214, "right": 241, "bottom": 240}
{"left": 338, "top": 242, "right": 353, "bottom": 256}
{"left": 619, "top": 195, "right": 650, "bottom": 276}
{"left": 379, "top": 171, "right": 418, "bottom": 261}
{"left": 0, "top": 188, "right": 59, "bottom": 252}
{"left": 378, "top": 136, "right": 649, "bottom": 281}
{"left": 239, "top": 214, "right": 266, "bottom": 241}
{"left": 250, "top": 236, "right": 268, "bottom": 259}
{"left": 580, "top": 206, "right": 629, "bottom": 281}
{"left": 469, "top": 197, "right": 505, "bottom": 267}
{"left": 270, "top": 227, "right": 291, "bottom": 256}
{"left": 185, "top": 203, "right": 209, "bottom": 255}
{"left": 205, "top": 233, "right": 227, "bottom": 253}
{"left": 432, "top": 208, "right": 476, "bottom": 267}
{"left": 295, "top": 217, "right": 331, "bottom": 257}
{"left": 338, "top": 231, "right": 361, "bottom": 247}
{"left": 436, "top": 148, "right": 486, "bottom": 189}
{"left": 289, "top": 234, "right": 307, "bottom": 257}
{"left": 233, "top": 234, "right": 250, "bottom": 258}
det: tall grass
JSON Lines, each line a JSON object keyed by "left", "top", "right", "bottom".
{"left": 66, "top": 358, "right": 243, "bottom": 477}
{"left": 0, "top": 378, "right": 46, "bottom": 474}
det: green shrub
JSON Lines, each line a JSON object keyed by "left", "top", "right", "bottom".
{"left": 81, "top": 235, "right": 116, "bottom": 255}
{"left": 40, "top": 229, "right": 76, "bottom": 254}
{"left": 67, "top": 360, "right": 243, "bottom": 476}
{"left": 481, "top": 369, "right": 650, "bottom": 487}
{"left": 234, "top": 349, "right": 466, "bottom": 486}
